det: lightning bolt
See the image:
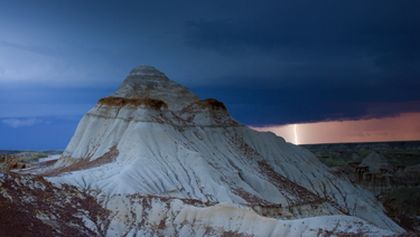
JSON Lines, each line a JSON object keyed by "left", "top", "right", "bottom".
{"left": 294, "top": 124, "right": 299, "bottom": 145}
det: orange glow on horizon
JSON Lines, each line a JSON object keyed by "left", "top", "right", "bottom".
{"left": 251, "top": 112, "right": 420, "bottom": 145}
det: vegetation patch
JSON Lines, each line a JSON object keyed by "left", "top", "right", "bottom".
{"left": 195, "top": 98, "right": 227, "bottom": 111}
{"left": 98, "top": 96, "right": 168, "bottom": 110}
{"left": 319, "top": 157, "right": 349, "bottom": 167}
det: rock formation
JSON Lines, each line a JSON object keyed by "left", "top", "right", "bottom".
{"left": 1, "top": 65, "right": 405, "bottom": 236}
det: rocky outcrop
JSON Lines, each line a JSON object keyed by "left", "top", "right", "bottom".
{"left": 0, "top": 173, "right": 109, "bottom": 237}
{"left": 335, "top": 152, "right": 418, "bottom": 194}
{"left": 1, "top": 172, "right": 397, "bottom": 236}
{"left": 18, "top": 65, "right": 404, "bottom": 236}
{"left": 113, "top": 65, "right": 199, "bottom": 111}
{"left": 355, "top": 152, "right": 394, "bottom": 193}
{"left": 306, "top": 142, "right": 420, "bottom": 235}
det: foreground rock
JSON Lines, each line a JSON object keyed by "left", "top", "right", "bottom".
{"left": 5, "top": 65, "right": 405, "bottom": 236}
{"left": 0, "top": 173, "right": 396, "bottom": 236}
{"left": 0, "top": 173, "right": 109, "bottom": 236}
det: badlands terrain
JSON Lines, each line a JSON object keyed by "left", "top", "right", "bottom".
{"left": 0, "top": 66, "right": 416, "bottom": 236}
{"left": 304, "top": 142, "right": 420, "bottom": 234}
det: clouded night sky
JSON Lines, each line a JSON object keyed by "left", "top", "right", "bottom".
{"left": 1, "top": 0, "right": 420, "bottom": 149}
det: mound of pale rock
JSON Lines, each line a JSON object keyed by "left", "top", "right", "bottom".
{"left": 360, "top": 151, "right": 393, "bottom": 173}
{"left": 10, "top": 65, "right": 405, "bottom": 236}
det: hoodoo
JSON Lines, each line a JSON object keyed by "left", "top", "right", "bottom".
{"left": 17, "top": 65, "right": 404, "bottom": 236}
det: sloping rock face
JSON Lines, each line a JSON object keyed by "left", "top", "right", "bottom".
{"left": 0, "top": 173, "right": 396, "bottom": 237}
{"left": 113, "top": 65, "right": 199, "bottom": 111}
{"left": 28, "top": 65, "right": 403, "bottom": 236}
{"left": 0, "top": 173, "right": 109, "bottom": 237}
{"left": 356, "top": 152, "right": 394, "bottom": 193}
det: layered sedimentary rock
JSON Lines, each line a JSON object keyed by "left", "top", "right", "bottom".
{"left": 4, "top": 65, "right": 405, "bottom": 236}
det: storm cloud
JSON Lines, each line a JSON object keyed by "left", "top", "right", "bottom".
{"left": 0, "top": 0, "right": 419, "bottom": 148}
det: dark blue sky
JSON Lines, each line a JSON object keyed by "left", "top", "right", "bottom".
{"left": 0, "top": 0, "right": 419, "bottom": 150}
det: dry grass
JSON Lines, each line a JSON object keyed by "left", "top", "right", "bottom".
{"left": 98, "top": 96, "right": 168, "bottom": 110}
{"left": 2, "top": 158, "right": 28, "bottom": 171}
